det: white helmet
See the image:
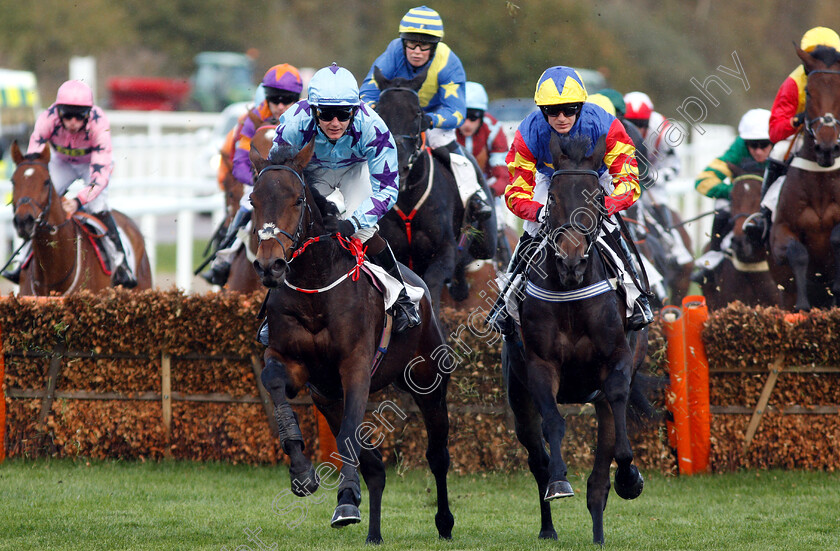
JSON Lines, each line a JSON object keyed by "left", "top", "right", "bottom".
{"left": 307, "top": 63, "right": 360, "bottom": 107}
{"left": 465, "top": 81, "right": 489, "bottom": 112}
{"left": 738, "top": 108, "right": 770, "bottom": 141}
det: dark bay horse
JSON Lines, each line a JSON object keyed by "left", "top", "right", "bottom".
{"left": 769, "top": 45, "right": 840, "bottom": 311}
{"left": 502, "top": 134, "right": 647, "bottom": 545}
{"left": 248, "top": 142, "right": 453, "bottom": 544}
{"left": 9, "top": 141, "right": 152, "bottom": 295}
{"left": 702, "top": 169, "right": 780, "bottom": 310}
{"left": 372, "top": 67, "right": 496, "bottom": 313}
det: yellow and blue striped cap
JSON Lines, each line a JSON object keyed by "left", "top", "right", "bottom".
{"left": 399, "top": 6, "right": 444, "bottom": 40}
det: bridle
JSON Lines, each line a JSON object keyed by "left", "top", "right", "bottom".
{"left": 804, "top": 69, "right": 840, "bottom": 145}
{"left": 547, "top": 168, "right": 605, "bottom": 260}
{"left": 254, "top": 164, "right": 313, "bottom": 261}
{"left": 11, "top": 159, "right": 62, "bottom": 237}
{"left": 378, "top": 87, "right": 426, "bottom": 178}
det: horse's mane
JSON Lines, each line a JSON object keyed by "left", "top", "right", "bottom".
{"left": 557, "top": 134, "right": 593, "bottom": 165}
{"left": 267, "top": 141, "right": 299, "bottom": 165}
{"left": 810, "top": 45, "right": 840, "bottom": 68}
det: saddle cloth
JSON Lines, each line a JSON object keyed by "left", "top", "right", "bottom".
{"left": 361, "top": 262, "right": 425, "bottom": 311}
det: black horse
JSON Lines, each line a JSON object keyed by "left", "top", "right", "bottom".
{"left": 248, "top": 142, "right": 453, "bottom": 544}
{"left": 373, "top": 67, "right": 497, "bottom": 312}
{"left": 502, "top": 134, "right": 648, "bottom": 545}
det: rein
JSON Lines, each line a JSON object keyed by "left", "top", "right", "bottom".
{"left": 283, "top": 233, "right": 367, "bottom": 294}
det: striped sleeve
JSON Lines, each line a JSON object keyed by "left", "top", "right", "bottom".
{"left": 604, "top": 118, "right": 640, "bottom": 203}
{"left": 504, "top": 130, "right": 542, "bottom": 222}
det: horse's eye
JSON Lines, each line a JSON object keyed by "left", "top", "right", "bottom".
{"left": 294, "top": 197, "right": 303, "bottom": 206}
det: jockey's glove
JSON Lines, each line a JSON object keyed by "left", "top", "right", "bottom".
{"left": 424, "top": 113, "right": 435, "bottom": 130}
{"left": 324, "top": 215, "right": 356, "bottom": 237}
{"left": 793, "top": 111, "right": 805, "bottom": 128}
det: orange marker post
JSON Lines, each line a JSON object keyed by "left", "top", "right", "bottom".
{"left": 661, "top": 305, "right": 693, "bottom": 474}
{"left": 315, "top": 406, "right": 340, "bottom": 469}
{"left": 682, "top": 295, "right": 711, "bottom": 473}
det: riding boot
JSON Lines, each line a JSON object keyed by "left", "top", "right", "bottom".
{"left": 201, "top": 208, "right": 251, "bottom": 286}
{"left": 98, "top": 211, "right": 137, "bottom": 289}
{"left": 1, "top": 240, "right": 32, "bottom": 284}
{"left": 434, "top": 142, "right": 492, "bottom": 224}
{"left": 743, "top": 159, "right": 786, "bottom": 244}
{"left": 618, "top": 235, "right": 654, "bottom": 330}
{"left": 488, "top": 233, "right": 534, "bottom": 337}
{"left": 370, "top": 243, "right": 421, "bottom": 333}
{"left": 709, "top": 208, "right": 731, "bottom": 252}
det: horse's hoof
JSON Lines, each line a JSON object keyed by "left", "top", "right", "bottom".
{"left": 544, "top": 480, "right": 574, "bottom": 501}
{"left": 330, "top": 504, "right": 362, "bottom": 528}
{"left": 366, "top": 534, "right": 383, "bottom": 545}
{"left": 539, "top": 529, "right": 558, "bottom": 540}
{"left": 614, "top": 465, "right": 644, "bottom": 500}
{"left": 448, "top": 278, "right": 469, "bottom": 302}
{"left": 435, "top": 510, "right": 454, "bottom": 539}
{"left": 290, "top": 465, "right": 319, "bottom": 497}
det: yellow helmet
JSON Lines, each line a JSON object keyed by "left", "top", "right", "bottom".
{"left": 800, "top": 26, "right": 840, "bottom": 52}
{"left": 586, "top": 93, "right": 616, "bottom": 116}
{"left": 534, "top": 66, "right": 588, "bottom": 106}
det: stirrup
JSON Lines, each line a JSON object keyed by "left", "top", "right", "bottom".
{"left": 627, "top": 296, "right": 654, "bottom": 331}
{"left": 2, "top": 265, "right": 21, "bottom": 284}
{"left": 468, "top": 194, "right": 492, "bottom": 222}
{"left": 742, "top": 212, "right": 768, "bottom": 243}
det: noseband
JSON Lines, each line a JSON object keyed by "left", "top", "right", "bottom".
{"left": 378, "top": 87, "right": 425, "bottom": 176}
{"left": 255, "top": 164, "right": 312, "bottom": 260}
{"left": 547, "top": 168, "right": 604, "bottom": 259}
{"left": 805, "top": 69, "right": 840, "bottom": 145}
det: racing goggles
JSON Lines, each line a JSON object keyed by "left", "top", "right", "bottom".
{"left": 744, "top": 139, "right": 772, "bottom": 150}
{"left": 540, "top": 103, "right": 583, "bottom": 118}
{"left": 266, "top": 91, "right": 300, "bottom": 105}
{"left": 466, "top": 109, "right": 485, "bottom": 121}
{"left": 403, "top": 40, "right": 433, "bottom": 52}
{"left": 316, "top": 106, "right": 357, "bottom": 122}
{"left": 58, "top": 106, "right": 91, "bottom": 121}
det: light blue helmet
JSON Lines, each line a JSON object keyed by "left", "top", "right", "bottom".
{"left": 465, "top": 81, "right": 489, "bottom": 111}
{"left": 307, "top": 63, "right": 360, "bottom": 107}
{"left": 253, "top": 84, "right": 266, "bottom": 105}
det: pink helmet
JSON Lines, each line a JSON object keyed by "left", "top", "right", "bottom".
{"left": 56, "top": 80, "right": 94, "bottom": 107}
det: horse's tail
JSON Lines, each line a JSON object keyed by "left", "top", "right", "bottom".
{"left": 628, "top": 370, "right": 669, "bottom": 430}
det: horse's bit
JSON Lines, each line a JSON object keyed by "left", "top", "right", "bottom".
{"left": 255, "top": 164, "right": 312, "bottom": 260}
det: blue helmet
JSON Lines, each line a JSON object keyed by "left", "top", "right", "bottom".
{"left": 307, "top": 63, "right": 360, "bottom": 107}
{"left": 465, "top": 82, "right": 489, "bottom": 111}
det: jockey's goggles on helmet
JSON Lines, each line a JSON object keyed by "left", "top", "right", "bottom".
{"left": 265, "top": 91, "right": 300, "bottom": 105}
{"left": 745, "top": 139, "right": 772, "bottom": 150}
{"left": 466, "top": 109, "right": 484, "bottom": 121}
{"left": 403, "top": 39, "right": 434, "bottom": 52}
{"left": 315, "top": 106, "right": 358, "bottom": 122}
{"left": 58, "top": 105, "right": 91, "bottom": 121}
{"left": 540, "top": 103, "right": 582, "bottom": 118}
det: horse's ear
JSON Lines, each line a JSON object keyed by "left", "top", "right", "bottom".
{"left": 796, "top": 44, "right": 818, "bottom": 71}
{"left": 591, "top": 134, "right": 608, "bottom": 168}
{"left": 373, "top": 66, "right": 390, "bottom": 90}
{"left": 549, "top": 132, "right": 566, "bottom": 167}
{"left": 40, "top": 143, "right": 50, "bottom": 164}
{"left": 10, "top": 140, "right": 23, "bottom": 164}
{"left": 292, "top": 138, "right": 315, "bottom": 172}
{"left": 250, "top": 143, "right": 270, "bottom": 174}
{"left": 247, "top": 110, "right": 263, "bottom": 127}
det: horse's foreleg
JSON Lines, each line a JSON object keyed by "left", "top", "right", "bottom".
{"left": 526, "top": 357, "right": 572, "bottom": 502}
{"left": 771, "top": 227, "right": 811, "bottom": 312}
{"left": 588, "top": 400, "right": 616, "bottom": 545}
{"left": 260, "top": 354, "right": 318, "bottom": 497}
{"left": 603, "top": 356, "right": 644, "bottom": 501}
{"left": 329, "top": 370, "right": 371, "bottom": 529}
{"left": 830, "top": 225, "right": 840, "bottom": 307}
{"left": 423, "top": 246, "right": 456, "bottom": 314}
{"left": 315, "top": 397, "right": 386, "bottom": 544}
{"left": 503, "top": 340, "right": 556, "bottom": 540}
{"left": 412, "top": 377, "right": 454, "bottom": 540}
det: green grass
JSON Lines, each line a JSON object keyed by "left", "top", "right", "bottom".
{"left": 1, "top": 459, "right": 839, "bottom": 550}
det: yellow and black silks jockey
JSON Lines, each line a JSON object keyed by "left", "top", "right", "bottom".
{"left": 359, "top": 5, "right": 493, "bottom": 224}
{"left": 500, "top": 66, "right": 653, "bottom": 331}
